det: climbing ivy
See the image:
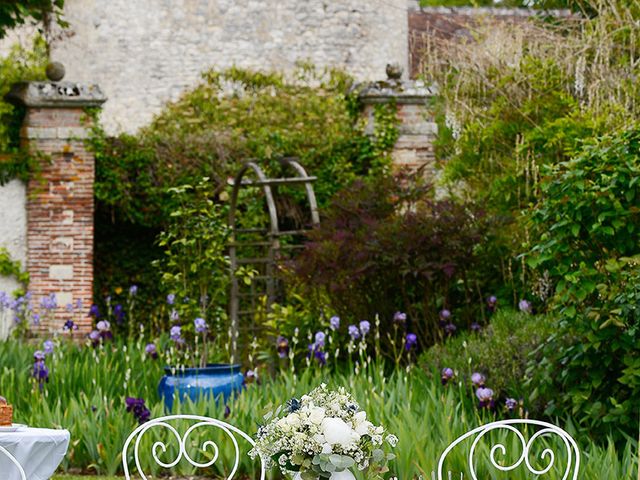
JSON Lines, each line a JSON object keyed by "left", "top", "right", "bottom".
{"left": 0, "top": 247, "right": 29, "bottom": 291}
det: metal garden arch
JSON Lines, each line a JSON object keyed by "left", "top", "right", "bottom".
{"left": 228, "top": 157, "right": 319, "bottom": 360}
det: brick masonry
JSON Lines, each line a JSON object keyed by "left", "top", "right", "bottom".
{"left": 7, "top": 82, "right": 106, "bottom": 334}
{"left": 24, "top": 108, "right": 94, "bottom": 333}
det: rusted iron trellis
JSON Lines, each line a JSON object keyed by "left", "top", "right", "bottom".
{"left": 228, "top": 157, "right": 319, "bottom": 360}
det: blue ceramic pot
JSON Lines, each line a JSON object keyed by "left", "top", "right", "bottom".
{"left": 158, "top": 363, "right": 244, "bottom": 411}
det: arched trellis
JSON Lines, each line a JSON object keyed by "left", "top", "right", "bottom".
{"left": 228, "top": 157, "right": 319, "bottom": 360}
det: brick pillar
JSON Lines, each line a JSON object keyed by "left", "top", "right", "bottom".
{"left": 359, "top": 65, "right": 438, "bottom": 174}
{"left": 7, "top": 79, "right": 106, "bottom": 334}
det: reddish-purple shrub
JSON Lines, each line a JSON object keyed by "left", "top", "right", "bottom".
{"left": 293, "top": 174, "right": 493, "bottom": 348}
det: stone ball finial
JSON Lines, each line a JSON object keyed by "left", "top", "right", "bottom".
{"left": 46, "top": 62, "right": 66, "bottom": 82}
{"left": 386, "top": 63, "right": 403, "bottom": 80}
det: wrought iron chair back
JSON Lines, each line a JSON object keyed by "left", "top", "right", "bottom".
{"left": 0, "top": 444, "right": 26, "bottom": 480}
{"left": 122, "top": 414, "right": 266, "bottom": 480}
{"left": 436, "top": 419, "right": 580, "bottom": 480}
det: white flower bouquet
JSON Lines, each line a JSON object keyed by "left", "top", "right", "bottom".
{"left": 250, "top": 384, "right": 397, "bottom": 480}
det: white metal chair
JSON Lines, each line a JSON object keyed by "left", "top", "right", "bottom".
{"left": 122, "top": 414, "right": 266, "bottom": 480}
{"left": 0, "top": 444, "right": 27, "bottom": 480}
{"left": 436, "top": 419, "right": 580, "bottom": 480}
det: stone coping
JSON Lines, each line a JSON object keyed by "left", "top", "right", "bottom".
{"left": 358, "top": 79, "right": 438, "bottom": 104}
{"left": 6, "top": 81, "right": 107, "bottom": 108}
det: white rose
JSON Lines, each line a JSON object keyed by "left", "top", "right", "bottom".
{"left": 352, "top": 411, "right": 373, "bottom": 435}
{"left": 308, "top": 406, "right": 326, "bottom": 424}
{"left": 321, "top": 417, "right": 360, "bottom": 447}
{"left": 285, "top": 413, "right": 301, "bottom": 428}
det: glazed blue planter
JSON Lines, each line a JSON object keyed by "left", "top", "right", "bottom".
{"left": 158, "top": 363, "right": 244, "bottom": 411}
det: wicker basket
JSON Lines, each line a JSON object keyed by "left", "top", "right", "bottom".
{"left": 0, "top": 404, "right": 13, "bottom": 426}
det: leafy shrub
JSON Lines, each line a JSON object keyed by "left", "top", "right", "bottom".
{"left": 90, "top": 66, "right": 398, "bottom": 319}
{"left": 420, "top": 309, "right": 554, "bottom": 402}
{"left": 526, "top": 127, "right": 640, "bottom": 440}
{"left": 293, "top": 173, "right": 494, "bottom": 348}
{"left": 423, "top": 1, "right": 640, "bottom": 303}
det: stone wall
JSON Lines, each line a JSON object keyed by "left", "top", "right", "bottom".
{"left": 44, "top": 0, "right": 408, "bottom": 134}
{"left": 0, "top": 179, "right": 27, "bottom": 339}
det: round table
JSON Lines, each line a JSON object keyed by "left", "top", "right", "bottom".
{"left": 0, "top": 427, "right": 70, "bottom": 480}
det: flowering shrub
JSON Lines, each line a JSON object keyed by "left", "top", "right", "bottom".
{"left": 293, "top": 174, "right": 493, "bottom": 348}
{"left": 250, "top": 384, "right": 396, "bottom": 479}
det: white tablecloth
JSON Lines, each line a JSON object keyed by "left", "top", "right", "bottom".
{"left": 0, "top": 427, "right": 70, "bottom": 480}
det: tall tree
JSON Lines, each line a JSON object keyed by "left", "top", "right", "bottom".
{"left": 0, "top": 1, "right": 65, "bottom": 39}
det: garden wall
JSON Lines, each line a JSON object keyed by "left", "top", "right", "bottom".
{"left": 0, "top": 179, "right": 27, "bottom": 338}
{"left": 44, "top": 0, "right": 408, "bottom": 134}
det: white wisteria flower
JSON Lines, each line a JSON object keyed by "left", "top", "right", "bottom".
{"left": 250, "top": 384, "right": 396, "bottom": 480}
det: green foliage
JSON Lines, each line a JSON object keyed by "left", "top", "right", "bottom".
{"left": 293, "top": 173, "right": 495, "bottom": 348}
{"left": 152, "top": 178, "right": 231, "bottom": 336}
{"left": 0, "top": 247, "right": 28, "bottom": 290}
{"left": 0, "top": 338, "right": 635, "bottom": 478}
{"left": 426, "top": 0, "right": 640, "bottom": 303}
{"left": 92, "top": 66, "right": 393, "bottom": 227}
{"left": 0, "top": 37, "right": 48, "bottom": 184}
{"left": 0, "top": 0, "right": 65, "bottom": 39}
{"left": 91, "top": 67, "right": 398, "bottom": 318}
{"left": 526, "top": 127, "right": 640, "bottom": 440}
{"left": 420, "top": 309, "right": 554, "bottom": 402}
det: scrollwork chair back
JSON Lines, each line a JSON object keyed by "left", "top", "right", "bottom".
{"left": 0, "top": 444, "right": 26, "bottom": 480}
{"left": 436, "top": 419, "right": 580, "bottom": 480}
{"left": 122, "top": 414, "right": 266, "bottom": 480}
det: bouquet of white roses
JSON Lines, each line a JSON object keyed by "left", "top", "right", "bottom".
{"left": 250, "top": 384, "right": 397, "bottom": 480}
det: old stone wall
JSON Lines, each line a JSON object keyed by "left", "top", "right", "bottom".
{"left": 42, "top": 0, "right": 408, "bottom": 134}
{"left": 0, "top": 180, "right": 27, "bottom": 338}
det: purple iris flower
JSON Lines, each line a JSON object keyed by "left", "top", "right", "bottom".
{"left": 88, "top": 330, "right": 100, "bottom": 346}
{"left": 40, "top": 293, "right": 57, "bottom": 310}
{"left": 113, "top": 304, "right": 124, "bottom": 324}
{"left": 125, "top": 397, "right": 151, "bottom": 424}
{"left": 405, "top": 332, "right": 418, "bottom": 351}
{"left": 444, "top": 323, "right": 457, "bottom": 336}
{"left": 194, "top": 317, "right": 207, "bottom": 333}
{"left": 329, "top": 316, "right": 340, "bottom": 331}
{"left": 505, "top": 398, "right": 517, "bottom": 412}
{"left": 348, "top": 325, "right": 361, "bottom": 340}
{"left": 276, "top": 336, "right": 289, "bottom": 358}
{"left": 314, "top": 331, "right": 326, "bottom": 348}
{"left": 393, "top": 311, "right": 407, "bottom": 325}
{"left": 470, "top": 322, "right": 481, "bottom": 332}
{"left": 129, "top": 285, "right": 138, "bottom": 296}
{"left": 0, "top": 291, "right": 9, "bottom": 308}
{"left": 487, "top": 295, "right": 497, "bottom": 313}
{"left": 43, "top": 340, "right": 54, "bottom": 355}
{"left": 32, "top": 313, "right": 41, "bottom": 326}
{"left": 245, "top": 369, "right": 258, "bottom": 384}
{"left": 359, "top": 320, "right": 370, "bottom": 336}
{"left": 33, "top": 359, "right": 49, "bottom": 385}
{"left": 170, "top": 325, "right": 182, "bottom": 342}
{"left": 75, "top": 298, "right": 83, "bottom": 310}
{"left": 145, "top": 343, "right": 158, "bottom": 359}
{"left": 308, "top": 343, "right": 326, "bottom": 366}
{"left": 33, "top": 350, "right": 45, "bottom": 361}
{"left": 88, "top": 304, "right": 100, "bottom": 318}
{"left": 518, "top": 299, "right": 532, "bottom": 314}
{"left": 63, "top": 319, "right": 78, "bottom": 331}
{"left": 65, "top": 303, "right": 73, "bottom": 312}
{"left": 167, "top": 294, "right": 175, "bottom": 305}
{"left": 471, "top": 372, "right": 485, "bottom": 387}
{"left": 97, "top": 320, "right": 112, "bottom": 340}
{"left": 476, "top": 387, "right": 495, "bottom": 408}
{"left": 170, "top": 309, "right": 179, "bottom": 321}
{"left": 439, "top": 309, "right": 451, "bottom": 322}
{"left": 441, "top": 367, "right": 454, "bottom": 385}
